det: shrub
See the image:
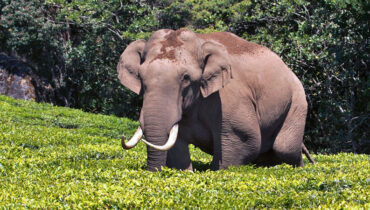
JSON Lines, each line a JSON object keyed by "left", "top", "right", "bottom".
{"left": 0, "top": 0, "right": 368, "bottom": 153}
{"left": 0, "top": 95, "right": 369, "bottom": 208}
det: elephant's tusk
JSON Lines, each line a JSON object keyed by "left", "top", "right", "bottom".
{"left": 121, "top": 126, "right": 143, "bottom": 149}
{"left": 141, "top": 124, "right": 178, "bottom": 151}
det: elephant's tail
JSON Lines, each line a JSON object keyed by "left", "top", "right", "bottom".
{"left": 302, "top": 144, "right": 315, "bottom": 164}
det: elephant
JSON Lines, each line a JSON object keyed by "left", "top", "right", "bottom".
{"left": 117, "top": 29, "right": 315, "bottom": 171}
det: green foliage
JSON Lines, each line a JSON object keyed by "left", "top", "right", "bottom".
{"left": 0, "top": 0, "right": 153, "bottom": 117}
{"left": 0, "top": 0, "right": 66, "bottom": 101}
{"left": 0, "top": 0, "right": 368, "bottom": 153}
{"left": 0, "top": 95, "right": 369, "bottom": 208}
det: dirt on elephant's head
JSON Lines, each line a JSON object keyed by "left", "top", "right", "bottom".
{"left": 152, "top": 30, "right": 186, "bottom": 62}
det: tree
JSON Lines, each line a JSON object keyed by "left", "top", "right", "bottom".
{"left": 1, "top": 0, "right": 368, "bottom": 153}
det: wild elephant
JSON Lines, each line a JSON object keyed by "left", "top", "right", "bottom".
{"left": 118, "top": 29, "right": 315, "bottom": 171}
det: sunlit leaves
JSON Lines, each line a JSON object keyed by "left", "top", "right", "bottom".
{"left": 0, "top": 95, "right": 369, "bottom": 208}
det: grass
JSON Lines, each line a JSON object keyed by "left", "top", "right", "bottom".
{"left": 0, "top": 95, "right": 369, "bottom": 208}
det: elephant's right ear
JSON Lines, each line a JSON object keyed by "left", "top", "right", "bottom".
{"left": 117, "top": 39, "right": 146, "bottom": 95}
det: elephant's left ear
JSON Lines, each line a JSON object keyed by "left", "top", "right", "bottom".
{"left": 200, "top": 41, "right": 233, "bottom": 98}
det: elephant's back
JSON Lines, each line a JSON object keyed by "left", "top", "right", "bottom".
{"left": 196, "top": 32, "right": 266, "bottom": 56}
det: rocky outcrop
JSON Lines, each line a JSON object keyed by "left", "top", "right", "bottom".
{"left": 0, "top": 53, "right": 55, "bottom": 103}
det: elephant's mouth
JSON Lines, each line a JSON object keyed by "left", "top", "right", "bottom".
{"left": 121, "top": 124, "right": 179, "bottom": 151}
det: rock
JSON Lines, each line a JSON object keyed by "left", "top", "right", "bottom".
{"left": 0, "top": 53, "right": 55, "bottom": 103}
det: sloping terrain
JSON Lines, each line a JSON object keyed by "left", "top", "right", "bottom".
{"left": 0, "top": 95, "right": 368, "bottom": 208}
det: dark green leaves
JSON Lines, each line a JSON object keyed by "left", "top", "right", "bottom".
{"left": 1, "top": 0, "right": 368, "bottom": 153}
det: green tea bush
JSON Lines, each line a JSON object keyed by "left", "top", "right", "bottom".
{"left": 0, "top": 95, "right": 369, "bottom": 208}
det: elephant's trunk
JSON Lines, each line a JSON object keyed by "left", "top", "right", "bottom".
{"left": 143, "top": 121, "right": 170, "bottom": 171}
{"left": 141, "top": 97, "right": 181, "bottom": 171}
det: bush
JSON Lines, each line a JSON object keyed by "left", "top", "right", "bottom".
{"left": 0, "top": 0, "right": 368, "bottom": 153}
{"left": 0, "top": 0, "right": 153, "bottom": 118}
{"left": 0, "top": 95, "right": 369, "bottom": 208}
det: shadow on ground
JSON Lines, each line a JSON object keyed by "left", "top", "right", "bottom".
{"left": 192, "top": 161, "right": 211, "bottom": 172}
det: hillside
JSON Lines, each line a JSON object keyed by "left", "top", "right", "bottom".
{"left": 0, "top": 95, "right": 368, "bottom": 208}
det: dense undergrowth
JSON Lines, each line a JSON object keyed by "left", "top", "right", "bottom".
{"left": 0, "top": 95, "right": 369, "bottom": 208}
{"left": 1, "top": 0, "right": 368, "bottom": 153}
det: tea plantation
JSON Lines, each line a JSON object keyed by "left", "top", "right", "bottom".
{"left": 0, "top": 95, "right": 368, "bottom": 208}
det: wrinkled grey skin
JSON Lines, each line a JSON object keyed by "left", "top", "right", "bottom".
{"left": 117, "top": 29, "right": 314, "bottom": 171}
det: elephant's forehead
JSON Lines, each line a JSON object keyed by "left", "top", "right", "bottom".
{"left": 146, "top": 46, "right": 196, "bottom": 67}
{"left": 140, "top": 60, "right": 180, "bottom": 86}
{"left": 141, "top": 55, "right": 199, "bottom": 81}
{"left": 141, "top": 59, "right": 175, "bottom": 76}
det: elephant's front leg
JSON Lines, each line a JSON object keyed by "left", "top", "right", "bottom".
{"left": 211, "top": 134, "right": 260, "bottom": 170}
{"left": 220, "top": 132, "right": 261, "bottom": 169}
{"left": 166, "top": 138, "right": 193, "bottom": 171}
{"left": 211, "top": 105, "right": 261, "bottom": 170}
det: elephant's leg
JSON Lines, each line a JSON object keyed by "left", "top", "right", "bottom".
{"left": 217, "top": 132, "right": 261, "bottom": 169}
{"left": 272, "top": 103, "right": 307, "bottom": 167}
{"left": 166, "top": 138, "right": 193, "bottom": 171}
{"left": 211, "top": 105, "right": 261, "bottom": 170}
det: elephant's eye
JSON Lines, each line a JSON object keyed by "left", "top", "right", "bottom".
{"left": 183, "top": 74, "right": 190, "bottom": 81}
{"left": 182, "top": 74, "right": 191, "bottom": 87}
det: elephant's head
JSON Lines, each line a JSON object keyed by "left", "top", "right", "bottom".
{"left": 117, "top": 29, "right": 232, "bottom": 171}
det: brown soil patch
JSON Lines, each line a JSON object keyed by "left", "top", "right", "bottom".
{"left": 197, "top": 32, "right": 262, "bottom": 55}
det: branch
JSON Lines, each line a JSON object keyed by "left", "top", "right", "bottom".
{"left": 106, "top": 24, "right": 123, "bottom": 41}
